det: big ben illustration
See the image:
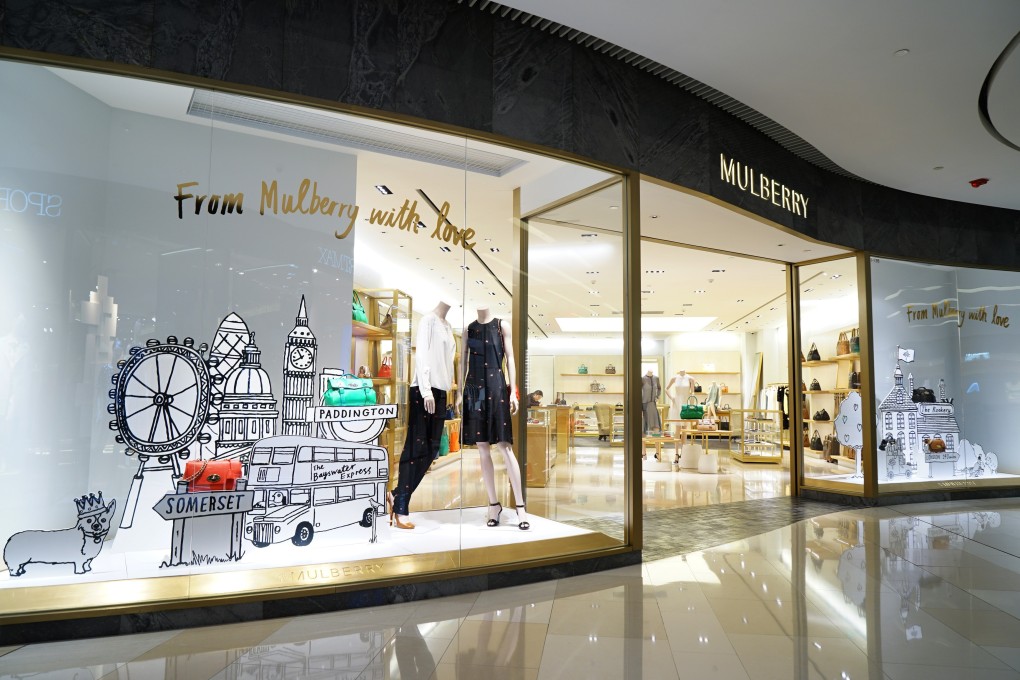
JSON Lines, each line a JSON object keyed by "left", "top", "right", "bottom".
{"left": 282, "top": 296, "right": 316, "bottom": 436}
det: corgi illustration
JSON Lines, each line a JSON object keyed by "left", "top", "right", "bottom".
{"left": 4, "top": 492, "right": 116, "bottom": 577}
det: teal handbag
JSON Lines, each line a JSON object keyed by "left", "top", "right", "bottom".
{"left": 352, "top": 291, "right": 368, "bottom": 323}
{"left": 322, "top": 374, "right": 377, "bottom": 407}
{"left": 578, "top": 364, "right": 588, "bottom": 375}
{"left": 680, "top": 396, "right": 704, "bottom": 420}
{"left": 438, "top": 429, "right": 450, "bottom": 457}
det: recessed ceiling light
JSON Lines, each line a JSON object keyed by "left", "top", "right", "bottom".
{"left": 581, "top": 233, "right": 598, "bottom": 238}
{"left": 694, "top": 290, "right": 706, "bottom": 294}
{"left": 538, "top": 314, "right": 545, "bottom": 317}
{"left": 609, "top": 205, "right": 619, "bottom": 210}
{"left": 641, "top": 290, "right": 654, "bottom": 294}
{"left": 776, "top": 244, "right": 784, "bottom": 247}
{"left": 531, "top": 304, "right": 539, "bottom": 308}
{"left": 590, "top": 304, "right": 601, "bottom": 307}
{"left": 488, "top": 291, "right": 497, "bottom": 296}
{"left": 644, "top": 270, "right": 665, "bottom": 274}
{"left": 490, "top": 247, "right": 500, "bottom": 253}
{"left": 498, "top": 302, "right": 507, "bottom": 306}
{"left": 894, "top": 48, "right": 910, "bottom": 57}
{"left": 484, "top": 238, "right": 492, "bottom": 242}
{"left": 417, "top": 220, "right": 428, "bottom": 230}
{"left": 374, "top": 184, "right": 393, "bottom": 195}
{"left": 711, "top": 269, "right": 726, "bottom": 273}
{"left": 831, "top": 274, "right": 842, "bottom": 280}
{"left": 737, "top": 299, "right": 745, "bottom": 302}
{"left": 439, "top": 246, "right": 451, "bottom": 252}
{"left": 650, "top": 215, "right": 659, "bottom": 219}
{"left": 933, "top": 166, "right": 944, "bottom": 171}
{"left": 460, "top": 265, "right": 470, "bottom": 270}
{"left": 475, "top": 280, "right": 485, "bottom": 285}
{"left": 586, "top": 271, "right": 600, "bottom": 275}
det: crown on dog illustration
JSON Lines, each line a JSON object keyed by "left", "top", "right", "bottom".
{"left": 75, "top": 492, "right": 109, "bottom": 516}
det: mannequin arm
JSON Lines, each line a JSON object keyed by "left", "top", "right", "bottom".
{"left": 500, "top": 319, "right": 520, "bottom": 415}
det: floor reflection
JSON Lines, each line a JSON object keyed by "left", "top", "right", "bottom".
{"left": 5, "top": 500, "right": 1020, "bottom": 678}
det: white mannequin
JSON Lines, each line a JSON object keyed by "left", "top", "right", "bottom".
{"left": 666, "top": 369, "right": 696, "bottom": 441}
{"left": 459, "top": 306, "right": 528, "bottom": 529}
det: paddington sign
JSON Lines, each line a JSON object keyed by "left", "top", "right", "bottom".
{"left": 719, "top": 153, "right": 809, "bottom": 219}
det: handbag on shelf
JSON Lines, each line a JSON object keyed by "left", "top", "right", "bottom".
{"left": 380, "top": 305, "right": 395, "bottom": 330}
{"left": 605, "top": 364, "right": 616, "bottom": 374}
{"left": 836, "top": 330, "right": 851, "bottom": 356}
{"left": 720, "top": 383, "right": 729, "bottom": 393}
{"left": 693, "top": 381, "right": 702, "bottom": 393}
{"left": 589, "top": 380, "right": 606, "bottom": 393}
{"left": 849, "top": 370, "right": 860, "bottom": 389}
{"left": 680, "top": 395, "right": 704, "bottom": 420}
{"left": 812, "top": 409, "right": 830, "bottom": 421}
{"left": 352, "top": 291, "right": 368, "bottom": 323}
{"left": 850, "top": 328, "right": 860, "bottom": 354}
{"left": 578, "top": 364, "right": 588, "bottom": 375}
{"left": 357, "top": 365, "right": 372, "bottom": 379}
{"left": 183, "top": 459, "right": 243, "bottom": 492}
{"left": 322, "top": 372, "right": 377, "bottom": 407}
{"left": 806, "top": 343, "right": 821, "bottom": 361}
{"left": 810, "top": 430, "right": 823, "bottom": 451}
{"left": 378, "top": 354, "right": 393, "bottom": 378}
{"left": 824, "top": 434, "right": 840, "bottom": 461}
{"left": 719, "top": 419, "right": 730, "bottom": 431}
{"left": 912, "top": 387, "right": 936, "bottom": 403}
{"left": 809, "top": 378, "right": 821, "bottom": 391}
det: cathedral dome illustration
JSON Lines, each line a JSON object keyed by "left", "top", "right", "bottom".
{"left": 224, "top": 334, "right": 273, "bottom": 396}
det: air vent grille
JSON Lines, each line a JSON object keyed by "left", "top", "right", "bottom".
{"left": 187, "top": 90, "right": 525, "bottom": 177}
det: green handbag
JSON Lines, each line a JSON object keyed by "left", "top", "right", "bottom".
{"left": 322, "top": 374, "right": 377, "bottom": 407}
{"left": 578, "top": 364, "right": 588, "bottom": 375}
{"left": 352, "top": 291, "right": 368, "bottom": 323}
{"left": 680, "top": 395, "right": 704, "bottom": 420}
{"left": 438, "top": 429, "right": 450, "bottom": 457}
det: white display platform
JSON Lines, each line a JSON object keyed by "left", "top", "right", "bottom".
{"left": 0, "top": 507, "right": 590, "bottom": 589}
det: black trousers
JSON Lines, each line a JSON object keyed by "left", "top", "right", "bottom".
{"left": 392, "top": 387, "right": 447, "bottom": 516}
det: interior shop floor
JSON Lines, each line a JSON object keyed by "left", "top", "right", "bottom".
{"left": 8, "top": 499, "right": 1020, "bottom": 679}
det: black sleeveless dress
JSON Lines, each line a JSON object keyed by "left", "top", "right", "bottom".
{"left": 462, "top": 318, "right": 514, "bottom": 445}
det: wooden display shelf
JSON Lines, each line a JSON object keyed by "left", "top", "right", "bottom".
{"left": 352, "top": 320, "right": 391, "bottom": 339}
{"left": 560, "top": 372, "right": 623, "bottom": 377}
{"left": 731, "top": 451, "right": 783, "bottom": 464}
{"left": 563, "top": 391, "right": 624, "bottom": 395}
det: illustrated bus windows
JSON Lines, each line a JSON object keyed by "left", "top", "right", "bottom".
{"left": 369, "top": 449, "right": 385, "bottom": 461}
{"left": 336, "top": 451, "right": 354, "bottom": 463}
{"left": 257, "top": 467, "right": 281, "bottom": 483}
{"left": 251, "top": 449, "right": 272, "bottom": 465}
{"left": 290, "top": 489, "right": 310, "bottom": 506}
{"left": 354, "top": 448, "right": 372, "bottom": 462}
{"left": 297, "top": 446, "right": 312, "bottom": 463}
{"left": 313, "top": 448, "right": 336, "bottom": 462}
{"left": 355, "top": 483, "right": 375, "bottom": 499}
{"left": 272, "top": 449, "right": 296, "bottom": 465}
{"left": 269, "top": 490, "right": 287, "bottom": 507}
{"left": 313, "top": 487, "right": 336, "bottom": 506}
{"left": 338, "top": 488, "right": 354, "bottom": 502}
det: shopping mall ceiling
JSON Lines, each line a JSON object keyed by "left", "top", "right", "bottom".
{"left": 496, "top": 0, "right": 1020, "bottom": 211}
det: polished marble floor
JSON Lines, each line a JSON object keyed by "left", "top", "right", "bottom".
{"left": 7, "top": 498, "right": 1020, "bottom": 678}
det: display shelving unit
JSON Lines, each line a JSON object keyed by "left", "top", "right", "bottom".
{"left": 731, "top": 408, "right": 783, "bottom": 464}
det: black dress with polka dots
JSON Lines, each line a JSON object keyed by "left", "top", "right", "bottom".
{"left": 462, "top": 318, "right": 513, "bottom": 445}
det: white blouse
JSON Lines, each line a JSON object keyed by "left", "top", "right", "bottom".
{"left": 411, "top": 313, "right": 455, "bottom": 398}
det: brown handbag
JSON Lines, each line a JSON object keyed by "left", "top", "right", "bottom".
{"left": 836, "top": 331, "right": 851, "bottom": 356}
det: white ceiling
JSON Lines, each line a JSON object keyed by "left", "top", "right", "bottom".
{"left": 498, "top": 0, "right": 1020, "bottom": 211}
{"left": 46, "top": 64, "right": 852, "bottom": 340}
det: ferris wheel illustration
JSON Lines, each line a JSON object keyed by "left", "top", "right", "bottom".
{"left": 109, "top": 336, "right": 223, "bottom": 528}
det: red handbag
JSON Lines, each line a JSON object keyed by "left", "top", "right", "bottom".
{"left": 183, "top": 459, "right": 242, "bottom": 492}
{"left": 378, "top": 354, "right": 392, "bottom": 378}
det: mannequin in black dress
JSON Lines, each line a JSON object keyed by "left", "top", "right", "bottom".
{"left": 459, "top": 306, "right": 529, "bottom": 530}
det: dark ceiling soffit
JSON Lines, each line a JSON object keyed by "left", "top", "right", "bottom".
{"left": 459, "top": 0, "right": 870, "bottom": 183}
{"left": 978, "top": 29, "right": 1020, "bottom": 154}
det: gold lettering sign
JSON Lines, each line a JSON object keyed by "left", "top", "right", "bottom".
{"left": 906, "top": 300, "right": 1010, "bottom": 329}
{"left": 173, "top": 178, "right": 476, "bottom": 250}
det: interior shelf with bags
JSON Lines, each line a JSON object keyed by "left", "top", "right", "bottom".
{"left": 350, "top": 288, "right": 412, "bottom": 471}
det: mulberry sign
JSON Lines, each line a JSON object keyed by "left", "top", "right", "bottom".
{"left": 719, "top": 154, "right": 809, "bottom": 219}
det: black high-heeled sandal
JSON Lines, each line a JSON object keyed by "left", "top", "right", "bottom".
{"left": 516, "top": 504, "right": 530, "bottom": 531}
{"left": 486, "top": 502, "right": 503, "bottom": 527}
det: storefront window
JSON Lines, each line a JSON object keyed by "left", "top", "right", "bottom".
{"left": 0, "top": 59, "right": 629, "bottom": 618}
{"left": 870, "top": 258, "right": 1020, "bottom": 491}
{"left": 798, "top": 256, "right": 863, "bottom": 490}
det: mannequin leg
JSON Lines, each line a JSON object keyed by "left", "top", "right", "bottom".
{"left": 477, "top": 442, "right": 501, "bottom": 523}
{"left": 495, "top": 441, "right": 528, "bottom": 528}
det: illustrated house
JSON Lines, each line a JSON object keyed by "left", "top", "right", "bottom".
{"left": 878, "top": 365, "right": 919, "bottom": 457}
{"left": 914, "top": 378, "right": 960, "bottom": 456}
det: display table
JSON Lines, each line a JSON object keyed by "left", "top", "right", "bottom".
{"left": 641, "top": 436, "right": 681, "bottom": 462}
